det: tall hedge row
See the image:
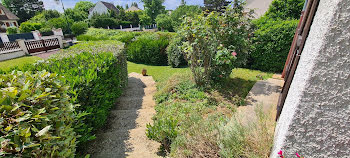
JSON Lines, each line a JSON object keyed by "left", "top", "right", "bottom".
{"left": 1, "top": 41, "right": 128, "bottom": 155}
{"left": 249, "top": 18, "right": 298, "bottom": 72}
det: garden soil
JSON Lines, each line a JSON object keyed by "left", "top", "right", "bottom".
{"left": 86, "top": 72, "right": 161, "bottom": 158}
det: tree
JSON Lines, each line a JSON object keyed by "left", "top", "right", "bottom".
{"left": 181, "top": 0, "right": 186, "bottom": 6}
{"left": 141, "top": 0, "right": 165, "bottom": 22}
{"left": 74, "top": 1, "right": 95, "bottom": 15}
{"left": 171, "top": 5, "right": 202, "bottom": 30}
{"left": 125, "top": 4, "right": 129, "bottom": 9}
{"left": 131, "top": 2, "right": 139, "bottom": 7}
{"left": 204, "top": 0, "right": 230, "bottom": 12}
{"left": 155, "top": 14, "right": 173, "bottom": 31}
{"left": 43, "top": 10, "right": 61, "bottom": 20}
{"left": 64, "top": 8, "right": 87, "bottom": 22}
{"left": 140, "top": 14, "right": 152, "bottom": 26}
{"left": 2, "top": 0, "right": 44, "bottom": 23}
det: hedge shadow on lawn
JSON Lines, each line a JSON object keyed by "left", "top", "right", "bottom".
{"left": 84, "top": 77, "right": 146, "bottom": 157}
{"left": 211, "top": 77, "right": 257, "bottom": 106}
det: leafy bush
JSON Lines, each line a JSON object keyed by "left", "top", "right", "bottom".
{"left": 90, "top": 13, "right": 118, "bottom": 28}
{"left": 127, "top": 33, "right": 170, "bottom": 65}
{"left": 19, "top": 22, "right": 42, "bottom": 33}
{"left": 71, "top": 21, "right": 88, "bottom": 36}
{"left": 6, "top": 27, "right": 18, "bottom": 34}
{"left": 0, "top": 71, "right": 77, "bottom": 157}
{"left": 110, "top": 32, "right": 142, "bottom": 45}
{"left": 47, "top": 17, "right": 74, "bottom": 34}
{"left": 167, "top": 36, "right": 187, "bottom": 67}
{"left": 179, "top": 4, "right": 251, "bottom": 85}
{"left": 249, "top": 19, "right": 298, "bottom": 72}
{"left": 19, "top": 41, "right": 127, "bottom": 146}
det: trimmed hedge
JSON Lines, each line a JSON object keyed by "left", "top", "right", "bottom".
{"left": 20, "top": 41, "right": 128, "bottom": 146}
{"left": 249, "top": 18, "right": 298, "bottom": 72}
{"left": 0, "top": 71, "right": 77, "bottom": 157}
{"left": 127, "top": 33, "right": 170, "bottom": 65}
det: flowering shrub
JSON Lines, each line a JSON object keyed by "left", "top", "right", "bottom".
{"left": 179, "top": 0, "right": 252, "bottom": 85}
{"left": 0, "top": 71, "right": 77, "bottom": 157}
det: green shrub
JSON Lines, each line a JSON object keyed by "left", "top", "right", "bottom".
{"left": 110, "top": 32, "right": 142, "bottom": 45}
{"left": 71, "top": 21, "right": 88, "bottom": 36}
{"left": 47, "top": 17, "right": 74, "bottom": 34}
{"left": 19, "top": 22, "right": 42, "bottom": 33}
{"left": 167, "top": 36, "right": 187, "bottom": 67}
{"left": 0, "top": 71, "right": 77, "bottom": 157}
{"left": 6, "top": 27, "right": 18, "bottom": 34}
{"left": 156, "top": 14, "right": 173, "bottom": 32}
{"left": 249, "top": 19, "right": 298, "bottom": 72}
{"left": 19, "top": 41, "right": 127, "bottom": 146}
{"left": 127, "top": 33, "right": 169, "bottom": 65}
{"left": 77, "top": 34, "right": 101, "bottom": 41}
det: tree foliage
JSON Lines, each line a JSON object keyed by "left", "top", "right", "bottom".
{"left": 204, "top": 0, "right": 230, "bottom": 12}
{"left": 74, "top": 1, "right": 95, "bottom": 15}
{"left": 156, "top": 14, "right": 173, "bottom": 31}
{"left": 265, "top": 0, "right": 305, "bottom": 20}
{"left": 2, "top": 0, "right": 44, "bottom": 23}
{"left": 141, "top": 0, "right": 165, "bottom": 22}
{"left": 170, "top": 5, "right": 202, "bottom": 30}
{"left": 131, "top": 2, "right": 139, "bottom": 7}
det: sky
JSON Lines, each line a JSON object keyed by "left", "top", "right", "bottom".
{"left": 42, "top": 0, "right": 205, "bottom": 12}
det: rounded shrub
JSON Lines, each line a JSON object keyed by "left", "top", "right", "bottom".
{"left": 19, "top": 22, "right": 42, "bottom": 33}
{"left": 127, "top": 34, "right": 169, "bottom": 65}
{"left": 6, "top": 27, "right": 18, "bottom": 34}
{"left": 71, "top": 21, "right": 88, "bottom": 36}
{"left": 249, "top": 19, "right": 298, "bottom": 72}
{"left": 0, "top": 71, "right": 77, "bottom": 157}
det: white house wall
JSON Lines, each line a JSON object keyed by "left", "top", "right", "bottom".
{"left": 271, "top": 0, "right": 350, "bottom": 157}
{"left": 88, "top": 2, "right": 109, "bottom": 19}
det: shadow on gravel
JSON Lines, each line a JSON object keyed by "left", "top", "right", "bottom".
{"left": 85, "top": 77, "right": 145, "bottom": 158}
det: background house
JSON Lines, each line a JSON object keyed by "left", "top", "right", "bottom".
{"left": 88, "top": 1, "right": 119, "bottom": 19}
{"left": 0, "top": 4, "right": 19, "bottom": 28}
{"left": 126, "top": 6, "right": 142, "bottom": 12}
{"left": 244, "top": 0, "right": 274, "bottom": 18}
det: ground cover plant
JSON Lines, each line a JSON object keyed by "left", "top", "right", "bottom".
{"left": 146, "top": 69, "right": 273, "bottom": 157}
{"left": 5, "top": 41, "right": 128, "bottom": 152}
{"left": 0, "top": 71, "right": 77, "bottom": 157}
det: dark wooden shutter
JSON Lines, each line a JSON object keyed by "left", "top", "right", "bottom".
{"left": 276, "top": 0, "right": 320, "bottom": 120}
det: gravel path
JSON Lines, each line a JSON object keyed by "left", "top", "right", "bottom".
{"left": 86, "top": 72, "right": 160, "bottom": 158}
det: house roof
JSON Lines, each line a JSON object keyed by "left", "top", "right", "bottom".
{"left": 0, "top": 4, "right": 19, "bottom": 21}
{"left": 101, "top": 1, "right": 119, "bottom": 13}
{"left": 244, "top": 0, "right": 274, "bottom": 18}
{"left": 126, "top": 6, "right": 142, "bottom": 12}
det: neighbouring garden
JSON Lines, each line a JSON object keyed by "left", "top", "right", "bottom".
{"left": 0, "top": 0, "right": 305, "bottom": 157}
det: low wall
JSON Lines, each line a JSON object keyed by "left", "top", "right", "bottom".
{"left": 0, "top": 49, "right": 26, "bottom": 61}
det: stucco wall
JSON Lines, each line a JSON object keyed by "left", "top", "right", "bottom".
{"left": 271, "top": 0, "right": 350, "bottom": 157}
{"left": 88, "top": 2, "right": 108, "bottom": 19}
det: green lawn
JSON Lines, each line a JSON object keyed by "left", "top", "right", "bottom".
{"left": 0, "top": 56, "right": 41, "bottom": 71}
{"left": 128, "top": 61, "right": 273, "bottom": 99}
{"left": 127, "top": 61, "right": 191, "bottom": 83}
